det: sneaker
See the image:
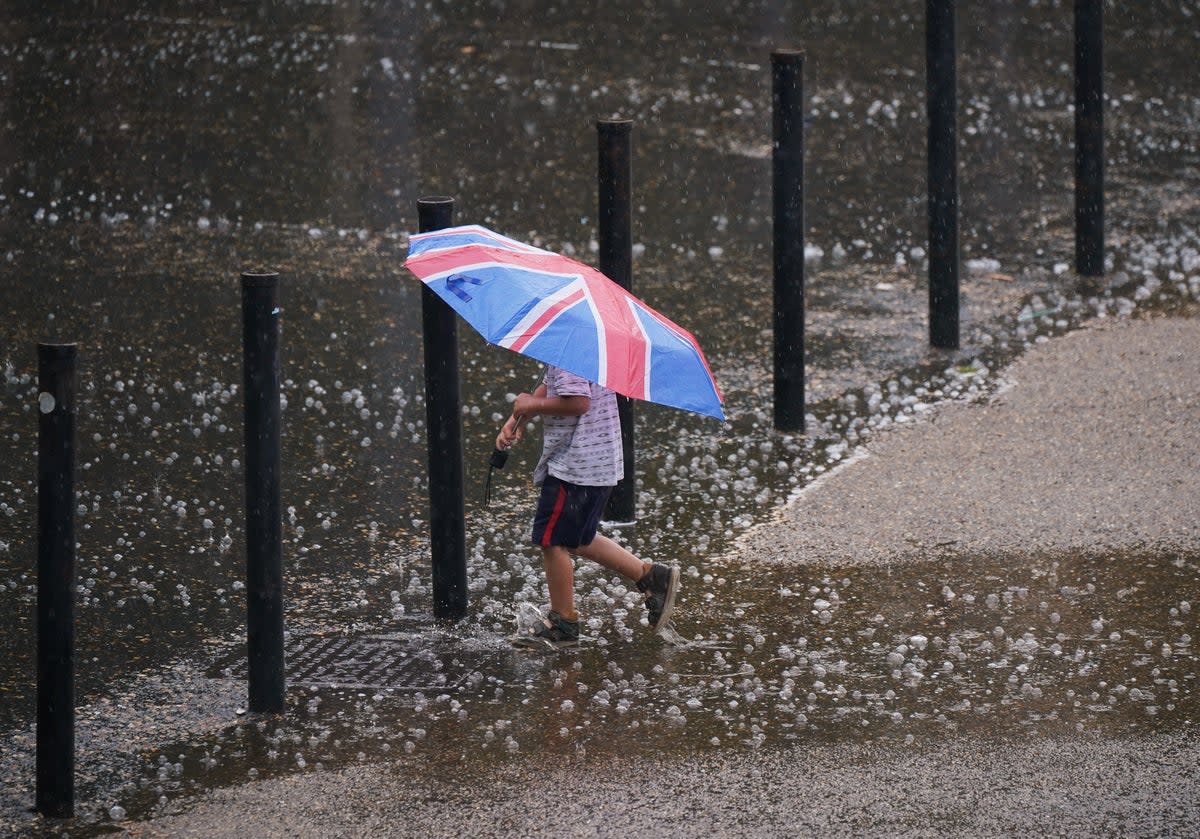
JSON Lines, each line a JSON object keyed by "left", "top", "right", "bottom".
{"left": 637, "top": 563, "right": 680, "bottom": 631}
{"left": 511, "top": 610, "right": 580, "bottom": 650}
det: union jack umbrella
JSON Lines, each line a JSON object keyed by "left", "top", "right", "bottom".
{"left": 404, "top": 224, "right": 724, "bottom": 420}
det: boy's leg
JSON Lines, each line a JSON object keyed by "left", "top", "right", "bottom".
{"left": 573, "top": 533, "right": 651, "bottom": 583}
{"left": 542, "top": 545, "right": 578, "bottom": 619}
{"left": 513, "top": 547, "right": 581, "bottom": 649}
{"left": 576, "top": 534, "right": 679, "bottom": 630}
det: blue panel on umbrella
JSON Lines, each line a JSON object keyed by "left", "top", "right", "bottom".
{"left": 429, "top": 266, "right": 575, "bottom": 344}
{"left": 521, "top": 298, "right": 602, "bottom": 385}
{"left": 635, "top": 305, "right": 723, "bottom": 418}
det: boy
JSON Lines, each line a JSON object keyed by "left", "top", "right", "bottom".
{"left": 496, "top": 365, "right": 680, "bottom": 650}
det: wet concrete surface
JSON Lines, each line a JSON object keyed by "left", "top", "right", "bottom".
{"left": 6, "top": 315, "right": 1197, "bottom": 838}
{"left": 740, "top": 316, "right": 1200, "bottom": 564}
{"left": 123, "top": 732, "right": 1200, "bottom": 838}
{"left": 1, "top": 0, "right": 1199, "bottom": 835}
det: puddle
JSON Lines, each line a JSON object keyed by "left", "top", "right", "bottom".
{"left": 213, "top": 635, "right": 496, "bottom": 693}
{"left": 5, "top": 547, "right": 1192, "bottom": 837}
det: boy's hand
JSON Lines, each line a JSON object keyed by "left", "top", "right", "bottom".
{"left": 512, "top": 391, "right": 539, "bottom": 418}
{"left": 497, "top": 389, "right": 540, "bottom": 450}
{"left": 496, "top": 413, "right": 524, "bottom": 450}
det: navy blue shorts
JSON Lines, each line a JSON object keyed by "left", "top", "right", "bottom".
{"left": 531, "top": 475, "right": 613, "bottom": 549}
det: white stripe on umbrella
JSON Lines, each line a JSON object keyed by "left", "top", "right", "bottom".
{"left": 499, "top": 277, "right": 586, "bottom": 352}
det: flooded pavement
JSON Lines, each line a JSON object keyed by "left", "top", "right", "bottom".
{"left": 1, "top": 0, "right": 1199, "bottom": 835}
{"left": 9, "top": 314, "right": 1191, "bottom": 837}
{"left": 8, "top": 538, "right": 1197, "bottom": 836}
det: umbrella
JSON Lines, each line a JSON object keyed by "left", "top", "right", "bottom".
{"left": 404, "top": 224, "right": 724, "bottom": 421}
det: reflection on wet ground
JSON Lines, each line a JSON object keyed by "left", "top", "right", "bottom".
{"left": 11, "top": 545, "right": 1193, "bottom": 833}
{"left": 1, "top": 0, "right": 1199, "bottom": 831}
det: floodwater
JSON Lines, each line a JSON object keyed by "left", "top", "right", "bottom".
{"left": 1, "top": 0, "right": 1198, "bottom": 832}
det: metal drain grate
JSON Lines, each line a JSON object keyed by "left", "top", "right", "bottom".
{"left": 215, "top": 635, "right": 491, "bottom": 693}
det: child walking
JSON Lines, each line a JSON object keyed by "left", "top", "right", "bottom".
{"left": 496, "top": 365, "right": 680, "bottom": 650}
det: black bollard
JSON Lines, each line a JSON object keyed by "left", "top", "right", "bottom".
{"left": 598, "top": 118, "right": 636, "bottom": 523}
{"left": 241, "top": 272, "right": 285, "bottom": 713}
{"left": 418, "top": 196, "right": 467, "bottom": 620}
{"left": 36, "top": 342, "right": 76, "bottom": 818}
{"left": 926, "top": 0, "right": 960, "bottom": 349}
{"left": 1074, "top": 0, "right": 1104, "bottom": 276}
{"left": 772, "top": 49, "right": 806, "bottom": 433}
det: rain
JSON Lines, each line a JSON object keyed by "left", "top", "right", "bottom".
{"left": 1, "top": 0, "right": 1198, "bottom": 834}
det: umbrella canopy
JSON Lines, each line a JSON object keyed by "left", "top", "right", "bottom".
{"left": 405, "top": 224, "right": 724, "bottom": 421}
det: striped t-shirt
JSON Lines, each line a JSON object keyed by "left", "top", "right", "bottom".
{"left": 532, "top": 367, "right": 624, "bottom": 487}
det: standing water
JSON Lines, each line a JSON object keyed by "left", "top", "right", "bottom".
{"left": 0, "top": 1, "right": 1197, "bottom": 831}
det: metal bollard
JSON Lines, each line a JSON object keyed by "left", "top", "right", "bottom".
{"left": 598, "top": 118, "right": 636, "bottom": 523}
{"left": 36, "top": 342, "right": 77, "bottom": 818}
{"left": 926, "top": 0, "right": 960, "bottom": 349}
{"left": 772, "top": 49, "right": 806, "bottom": 433}
{"left": 418, "top": 196, "right": 468, "bottom": 620}
{"left": 241, "top": 272, "right": 285, "bottom": 713}
{"left": 1074, "top": 0, "right": 1104, "bottom": 276}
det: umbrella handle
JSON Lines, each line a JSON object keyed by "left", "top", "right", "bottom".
{"left": 500, "top": 412, "right": 527, "bottom": 450}
{"left": 484, "top": 413, "right": 525, "bottom": 506}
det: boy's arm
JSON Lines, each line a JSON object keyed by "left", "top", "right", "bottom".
{"left": 513, "top": 385, "right": 589, "bottom": 419}
{"left": 497, "top": 383, "right": 592, "bottom": 449}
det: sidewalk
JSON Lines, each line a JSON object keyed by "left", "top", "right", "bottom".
{"left": 741, "top": 315, "right": 1200, "bottom": 566}
{"left": 139, "top": 730, "right": 1199, "bottom": 838}
{"left": 132, "top": 315, "right": 1200, "bottom": 838}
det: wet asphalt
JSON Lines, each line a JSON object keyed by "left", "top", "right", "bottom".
{"left": 124, "top": 315, "right": 1200, "bottom": 838}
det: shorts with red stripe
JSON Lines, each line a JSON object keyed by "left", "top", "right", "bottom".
{"left": 531, "top": 474, "right": 613, "bottom": 549}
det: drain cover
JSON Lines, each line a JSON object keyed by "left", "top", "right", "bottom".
{"left": 215, "top": 635, "right": 491, "bottom": 693}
